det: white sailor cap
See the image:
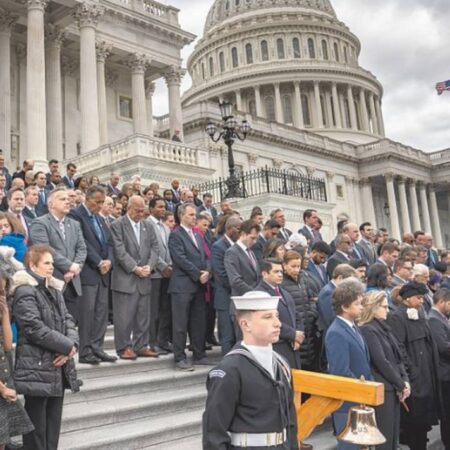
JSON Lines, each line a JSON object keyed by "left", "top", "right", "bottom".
{"left": 232, "top": 290, "right": 279, "bottom": 311}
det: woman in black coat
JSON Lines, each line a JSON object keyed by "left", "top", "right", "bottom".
{"left": 11, "top": 245, "right": 81, "bottom": 450}
{"left": 387, "top": 282, "right": 442, "bottom": 450}
{"left": 282, "top": 250, "right": 319, "bottom": 370}
{"left": 359, "top": 291, "right": 410, "bottom": 450}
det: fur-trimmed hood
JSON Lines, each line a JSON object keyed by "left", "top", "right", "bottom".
{"left": 10, "top": 270, "right": 65, "bottom": 295}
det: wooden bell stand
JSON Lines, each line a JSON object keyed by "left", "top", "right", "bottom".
{"left": 292, "top": 370, "right": 385, "bottom": 443}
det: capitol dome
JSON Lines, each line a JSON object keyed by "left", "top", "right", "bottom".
{"left": 183, "top": 0, "right": 385, "bottom": 143}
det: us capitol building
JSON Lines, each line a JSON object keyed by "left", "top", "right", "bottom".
{"left": 0, "top": 0, "right": 449, "bottom": 247}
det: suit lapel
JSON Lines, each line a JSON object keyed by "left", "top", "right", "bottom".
{"left": 124, "top": 216, "right": 140, "bottom": 253}
{"left": 339, "top": 319, "right": 367, "bottom": 354}
{"left": 48, "top": 215, "right": 66, "bottom": 245}
{"left": 179, "top": 227, "right": 200, "bottom": 253}
{"left": 237, "top": 245, "right": 257, "bottom": 274}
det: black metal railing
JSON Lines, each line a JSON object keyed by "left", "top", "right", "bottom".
{"left": 198, "top": 167, "right": 328, "bottom": 202}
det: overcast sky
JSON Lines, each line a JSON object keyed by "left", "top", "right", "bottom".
{"left": 153, "top": 0, "right": 450, "bottom": 152}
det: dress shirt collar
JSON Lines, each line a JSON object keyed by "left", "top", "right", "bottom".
{"left": 432, "top": 307, "right": 448, "bottom": 321}
{"left": 237, "top": 240, "right": 248, "bottom": 252}
{"left": 127, "top": 214, "right": 139, "bottom": 227}
{"left": 337, "top": 315, "right": 355, "bottom": 329}
{"left": 180, "top": 224, "right": 193, "bottom": 234}
{"left": 51, "top": 213, "right": 64, "bottom": 224}
{"left": 82, "top": 203, "right": 94, "bottom": 217}
{"left": 224, "top": 234, "right": 235, "bottom": 246}
{"left": 149, "top": 215, "right": 161, "bottom": 225}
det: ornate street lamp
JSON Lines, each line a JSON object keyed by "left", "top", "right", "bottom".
{"left": 205, "top": 100, "right": 251, "bottom": 198}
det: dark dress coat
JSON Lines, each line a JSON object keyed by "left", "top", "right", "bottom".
{"left": 387, "top": 304, "right": 441, "bottom": 427}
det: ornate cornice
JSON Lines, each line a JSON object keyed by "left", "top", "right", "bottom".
{"left": 127, "top": 53, "right": 150, "bottom": 74}
{"left": 45, "top": 24, "right": 67, "bottom": 48}
{"left": 73, "top": 2, "right": 105, "bottom": 29}
{"left": 164, "top": 66, "right": 185, "bottom": 86}
{"left": 0, "top": 8, "right": 19, "bottom": 32}
{"left": 96, "top": 41, "right": 113, "bottom": 63}
{"left": 247, "top": 153, "right": 258, "bottom": 165}
{"left": 25, "top": 0, "right": 49, "bottom": 11}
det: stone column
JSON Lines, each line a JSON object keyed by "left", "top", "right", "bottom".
{"left": 360, "top": 178, "right": 377, "bottom": 227}
{"left": 397, "top": 176, "right": 411, "bottom": 234}
{"left": 375, "top": 97, "right": 385, "bottom": 136}
{"left": 407, "top": 179, "right": 421, "bottom": 232}
{"left": 313, "top": 81, "right": 323, "bottom": 128}
{"left": 359, "top": 88, "right": 370, "bottom": 132}
{"left": 385, "top": 173, "right": 401, "bottom": 239}
{"left": 418, "top": 181, "right": 432, "bottom": 233}
{"left": 128, "top": 54, "right": 149, "bottom": 135}
{"left": 145, "top": 79, "right": 155, "bottom": 137}
{"left": 293, "top": 81, "right": 304, "bottom": 128}
{"left": 45, "top": 24, "right": 65, "bottom": 162}
{"left": 164, "top": 66, "right": 184, "bottom": 141}
{"left": 0, "top": 10, "right": 18, "bottom": 167}
{"left": 325, "top": 90, "right": 333, "bottom": 127}
{"left": 331, "top": 82, "right": 342, "bottom": 128}
{"left": 235, "top": 89, "right": 242, "bottom": 111}
{"left": 254, "top": 85, "right": 263, "bottom": 117}
{"left": 274, "top": 83, "right": 283, "bottom": 123}
{"left": 16, "top": 44, "right": 27, "bottom": 164}
{"left": 368, "top": 92, "right": 379, "bottom": 135}
{"left": 96, "top": 41, "right": 112, "bottom": 145}
{"left": 347, "top": 85, "right": 357, "bottom": 130}
{"left": 26, "top": 0, "right": 49, "bottom": 167}
{"left": 428, "top": 186, "right": 443, "bottom": 248}
{"left": 73, "top": 2, "right": 104, "bottom": 153}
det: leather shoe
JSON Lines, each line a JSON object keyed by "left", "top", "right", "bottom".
{"left": 94, "top": 351, "right": 118, "bottom": 363}
{"left": 79, "top": 354, "right": 101, "bottom": 365}
{"left": 193, "top": 357, "right": 214, "bottom": 366}
{"left": 137, "top": 347, "right": 159, "bottom": 358}
{"left": 118, "top": 348, "right": 137, "bottom": 360}
{"left": 155, "top": 346, "right": 169, "bottom": 355}
{"left": 206, "top": 336, "right": 220, "bottom": 346}
{"left": 300, "top": 443, "right": 313, "bottom": 450}
{"left": 158, "top": 342, "right": 173, "bottom": 353}
{"left": 175, "top": 360, "right": 194, "bottom": 371}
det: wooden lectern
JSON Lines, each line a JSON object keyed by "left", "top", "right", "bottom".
{"left": 292, "top": 370, "right": 385, "bottom": 442}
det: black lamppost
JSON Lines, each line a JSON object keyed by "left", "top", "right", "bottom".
{"left": 205, "top": 100, "right": 251, "bottom": 198}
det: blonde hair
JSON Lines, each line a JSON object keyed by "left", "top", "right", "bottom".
{"left": 358, "top": 291, "right": 387, "bottom": 326}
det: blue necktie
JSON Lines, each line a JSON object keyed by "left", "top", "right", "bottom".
{"left": 90, "top": 214, "right": 104, "bottom": 243}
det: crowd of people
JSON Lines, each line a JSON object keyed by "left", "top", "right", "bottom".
{"left": 0, "top": 156, "right": 449, "bottom": 450}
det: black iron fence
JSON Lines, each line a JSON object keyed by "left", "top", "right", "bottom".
{"left": 198, "top": 167, "right": 328, "bottom": 202}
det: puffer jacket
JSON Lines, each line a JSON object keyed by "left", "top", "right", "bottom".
{"left": 282, "top": 272, "right": 320, "bottom": 368}
{"left": 11, "top": 270, "right": 81, "bottom": 397}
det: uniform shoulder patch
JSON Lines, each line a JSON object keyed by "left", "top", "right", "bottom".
{"left": 209, "top": 369, "right": 226, "bottom": 379}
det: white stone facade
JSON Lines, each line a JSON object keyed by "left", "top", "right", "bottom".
{"left": 0, "top": 0, "right": 449, "bottom": 247}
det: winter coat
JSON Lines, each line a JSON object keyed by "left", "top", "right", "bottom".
{"left": 11, "top": 270, "right": 81, "bottom": 397}
{"left": 282, "top": 272, "right": 320, "bottom": 368}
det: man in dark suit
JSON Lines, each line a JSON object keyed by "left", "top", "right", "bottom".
{"left": 326, "top": 234, "right": 353, "bottom": 279}
{"left": 34, "top": 171, "right": 49, "bottom": 216}
{"left": 168, "top": 203, "right": 210, "bottom": 371}
{"left": 197, "top": 193, "right": 218, "bottom": 228}
{"left": 329, "top": 219, "right": 348, "bottom": 255}
{"left": 325, "top": 277, "right": 373, "bottom": 450}
{"left": 0, "top": 154, "right": 12, "bottom": 190}
{"left": 29, "top": 187, "right": 87, "bottom": 321}
{"left": 343, "top": 223, "right": 366, "bottom": 262}
{"left": 147, "top": 197, "right": 173, "bottom": 354}
{"left": 22, "top": 186, "right": 40, "bottom": 221}
{"left": 252, "top": 219, "right": 281, "bottom": 263}
{"left": 212, "top": 216, "right": 242, "bottom": 355}
{"left": 424, "top": 233, "right": 439, "bottom": 269}
{"left": 269, "top": 208, "right": 291, "bottom": 243}
{"left": 307, "top": 240, "right": 331, "bottom": 297}
{"left": 170, "top": 179, "right": 181, "bottom": 204}
{"left": 110, "top": 195, "right": 160, "bottom": 360}
{"left": 163, "top": 189, "right": 176, "bottom": 213}
{"left": 106, "top": 172, "right": 121, "bottom": 197}
{"left": 392, "top": 258, "right": 413, "bottom": 287}
{"left": 442, "top": 264, "right": 450, "bottom": 290}
{"left": 61, "top": 162, "right": 77, "bottom": 189}
{"left": 428, "top": 288, "right": 450, "bottom": 448}
{"left": 7, "top": 188, "right": 32, "bottom": 238}
{"left": 317, "top": 264, "right": 356, "bottom": 331}
{"left": 45, "top": 159, "right": 59, "bottom": 183}
{"left": 358, "top": 222, "right": 377, "bottom": 265}
{"left": 12, "top": 159, "right": 34, "bottom": 181}
{"left": 298, "top": 208, "right": 322, "bottom": 248}
{"left": 224, "top": 220, "right": 260, "bottom": 297}
{"left": 45, "top": 170, "right": 62, "bottom": 192}
{"left": 68, "top": 186, "right": 116, "bottom": 364}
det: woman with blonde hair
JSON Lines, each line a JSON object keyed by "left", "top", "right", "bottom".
{"left": 359, "top": 291, "right": 410, "bottom": 450}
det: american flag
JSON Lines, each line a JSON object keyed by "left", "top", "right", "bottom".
{"left": 436, "top": 80, "right": 450, "bottom": 95}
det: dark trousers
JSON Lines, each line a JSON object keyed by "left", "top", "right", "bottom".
{"left": 149, "top": 278, "right": 162, "bottom": 347}
{"left": 441, "top": 380, "right": 450, "bottom": 449}
{"left": 400, "top": 423, "right": 429, "bottom": 450}
{"left": 375, "top": 389, "right": 400, "bottom": 450}
{"left": 205, "top": 295, "right": 216, "bottom": 342}
{"left": 172, "top": 290, "right": 206, "bottom": 362}
{"left": 217, "top": 308, "right": 236, "bottom": 355}
{"left": 79, "top": 282, "right": 109, "bottom": 358}
{"left": 63, "top": 282, "right": 80, "bottom": 324}
{"left": 23, "top": 395, "right": 64, "bottom": 450}
{"left": 149, "top": 278, "right": 172, "bottom": 347}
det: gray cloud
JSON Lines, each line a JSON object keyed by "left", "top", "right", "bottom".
{"left": 153, "top": 0, "right": 450, "bottom": 152}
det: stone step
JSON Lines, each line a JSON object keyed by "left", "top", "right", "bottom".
{"left": 59, "top": 408, "right": 204, "bottom": 450}
{"left": 62, "top": 384, "right": 206, "bottom": 433}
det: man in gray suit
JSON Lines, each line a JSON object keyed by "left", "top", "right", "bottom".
{"left": 30, "top": 187, "right": 87, "bottom": 322}
{"left": 110, "top": 195, "right": 160, "bottom": 360}
{"left": 148, "top": 196, "right": 173, "bottom": 354}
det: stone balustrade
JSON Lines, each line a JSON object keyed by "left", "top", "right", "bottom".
{"left": 65, "top": 134, "right": 201, "bottom": 174}
{"left": 110, "top": 0, "right": 179, "bottom": 25}
{"left": 429, "top": 148, "right": 450, "bottom": 164}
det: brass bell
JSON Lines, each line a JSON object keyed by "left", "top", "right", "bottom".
{"left": 338, "top": 404, "right": 386, "bottom": 448}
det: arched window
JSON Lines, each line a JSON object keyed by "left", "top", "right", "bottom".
{"left": 249, "top": 99, "right": 257, "bottom": 117}
{"left": 276, "top": 38, "right": 285, "bottom": 59}
{"left": 334, "top": 42, "right": 339, "bottom": 62}
{"left": 301, "top": 94, "right": 311, "bottom": 126}
{"left": 343, "top": 46, "right": 348, "bottom": 63}
{"left": 219, "top": 51, "right": 225, "bottom": 72}
{"left": 320, "top": 95, "right": 327, "bottom": 127}
{"left": 308, "top": 38, "right": 315, "bottom": 59}
{"left": 293, "top": 38, "right": 301, "bottom": 58}
{"left": 245, "top": 43, "right": 253, "bottom": 64}
{"left": 283, "top": 95, "right": 293, "bottom": 124}
{"left": 209, "top": 57, "right": 214, "bottom": 77}
{"left": 261, "top": 40, "right": 269, "bottom": 61}
{"left": 321, "top": 40, "right": 329, "bottom": 60}
{"left": 231, "top": 47, "right": 239, "bottom": 68}
{"left": 264, "top": 96, "right": 276, "bottom": 121}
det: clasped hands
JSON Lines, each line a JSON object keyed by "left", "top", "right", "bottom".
{"left": 63, "top": 263, "right": 82, "bottom": 283}
{"left": 292, "top": 330, "right": 305, "bottom": 351}
{"left": 398, "top": 382, "right": 411, "bottom": 402}
{"left": 53, "top": 345, "right": 77, "bottom": 368}
{"left": 134, "top": 265, "right": 151, "bottom": 278}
